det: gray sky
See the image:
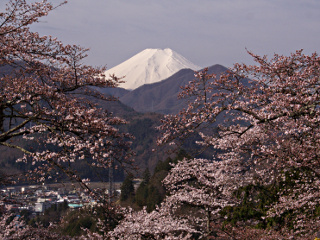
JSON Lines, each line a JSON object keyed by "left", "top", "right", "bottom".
{"left": 27, "top": 0, "right": 320, "bottom": 69}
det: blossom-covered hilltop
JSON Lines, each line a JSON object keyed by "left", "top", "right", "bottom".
{"left": 104, "top": 48, "right": 200, "bottom": 90}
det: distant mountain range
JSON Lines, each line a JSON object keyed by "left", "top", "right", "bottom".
{"left": 93, "top": 49, "right": 232, "bottom": 174}
{"left": 104, "top": 48, "right": 200, "bottom": 90}
{"left": 89, "top": 49, "right": 233, "bottom": 173}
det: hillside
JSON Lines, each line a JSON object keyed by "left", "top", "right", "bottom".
{"left": 0, "top": 93, "right": 169, "bottom": 180}
{"left": 119, "top": 64, "right": 228, "bottom": 114}
{"left": 0, "top": 62, "right": 230, "bottom": 181}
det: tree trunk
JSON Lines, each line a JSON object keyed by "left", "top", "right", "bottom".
{"left": 206, "top": 208, "right": 211, "bottom": 239}
{"left": 0, "top": 105, "right": 4, "bottom": 133}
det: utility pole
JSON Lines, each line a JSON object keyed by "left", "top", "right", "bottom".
{"left": 108, "top": 159, "right": 114, "bottom": 203}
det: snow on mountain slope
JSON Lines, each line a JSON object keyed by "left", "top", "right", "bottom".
{"left": 105, "top": 48, "right": 200, "bottom": 90}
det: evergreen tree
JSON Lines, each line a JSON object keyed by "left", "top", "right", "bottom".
{"left": 135, "top": 168, "right": 150, "bottom": 207}
{"left": 142, "top": 168, "right": 151, "bottom": 184}
{"left": 146, "top": 186, "right": 162, "bottom": 212}
{"left": 120, "top": 173, "right": 135, "bottom": 202}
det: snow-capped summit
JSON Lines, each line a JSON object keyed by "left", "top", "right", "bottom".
{"left": 105, "top": 48, "right": 200, "bottom": 90}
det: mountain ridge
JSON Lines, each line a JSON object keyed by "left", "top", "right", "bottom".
{"left": 119, "top": 64, "right": 229, "bottom": 114}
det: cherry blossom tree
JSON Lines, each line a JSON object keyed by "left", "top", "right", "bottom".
{"left": 108, "top": 205, "right": 199, "bottom": 239}
{"left": 0, "top": 0, "right": 133, "bottom": 186}
{"left": 158, "top": 50, "right": 320, "bottom": 237}
{"left": 0, "top": 1, "right": 135, "bottom": 237}
{"left": 162, "top": 157, "right": 250, "bottom": 237}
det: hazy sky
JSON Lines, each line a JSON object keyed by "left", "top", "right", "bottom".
{"left": 26, "top": 0, "right": 320, "bottom": 69}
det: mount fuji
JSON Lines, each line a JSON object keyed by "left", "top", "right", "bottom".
{"left": 104, "top": 48, "right": 200, "bottom": 90}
